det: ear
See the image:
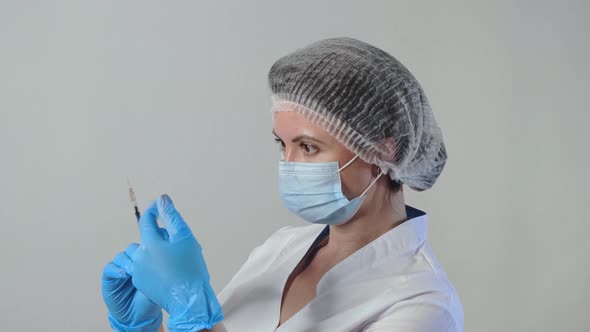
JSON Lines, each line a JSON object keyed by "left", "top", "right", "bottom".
{"left": 372, "top": 164, "right": 382, "bottom": 177}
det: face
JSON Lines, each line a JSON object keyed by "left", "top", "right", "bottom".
{"left": 273, "top": 111, "right": 376, "bottom": 199}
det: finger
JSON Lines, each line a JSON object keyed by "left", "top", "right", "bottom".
{"left": 102, "top": 262, "right": 130, "bottom": 301}
{"left": 102, "top": 262, "right": 127, "bottom": 283}
{"left": 138, "top": 200, "right": 161, "bottom": 243}
{"left": 124, "top": 242, "right": 139, "bottom": 259}
{"left": 113, "top": 252, "right": 134, "bottom": 276}
{"left": 101, "top": 262, "right": 134, "bottom": 309}
{"left": 156, "top": 194, "right": 193, "bottom": 241}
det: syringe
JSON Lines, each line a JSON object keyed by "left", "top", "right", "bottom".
{"left": 127, "top": 178, "right": 141, "bottom": 222}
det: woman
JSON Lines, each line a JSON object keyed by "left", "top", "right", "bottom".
{"left": 101, "top": 37, "right": 464, "bottom": 332}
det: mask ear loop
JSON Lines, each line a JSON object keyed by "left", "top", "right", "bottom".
{"left": 360, "top": 168, "right": 385, "bottom": 197}
{"left": 335, "top": 155, "right": 360, "bottom": 173}
{"left": 335, "top": 155, "right": 386, "bottom": 197}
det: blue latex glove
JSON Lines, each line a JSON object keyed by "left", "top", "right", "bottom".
{"left": 132, "top": 194, "right": 224, "bottom": 332}
{"left": 101, "top": 243, "right": 163, "bottom": 332}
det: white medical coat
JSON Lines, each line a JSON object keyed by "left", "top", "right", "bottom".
{"left": 217, "top": 205, "right": 464, "bottom": 331}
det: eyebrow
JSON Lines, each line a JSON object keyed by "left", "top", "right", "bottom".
{"left": 272, "top": 130, "right": 326, "bottom": 145}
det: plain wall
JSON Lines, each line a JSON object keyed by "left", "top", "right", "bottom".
{"left": 1, "top": 0, "right": 588, "bottom": 330}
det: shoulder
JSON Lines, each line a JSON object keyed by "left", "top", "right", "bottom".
{"left": 224, "top": 224, "right": 322, "bottom": 277}
{"left": 362, "top": 290, "right": 463, "bottom": 332}
{"left": 246, "top": 224, "right": 324, "bottom": 259}
{"left": 362, "top": 264, "right": 463, "bottom": 332}
{"left": 359, "top": 236, "right": 464, "bottom": 331}
{"left": 366, "top": 242, "right": 464, "bottom": 331}
{"left": 266, "top": 224, "right": 325, "bottom": 243}
{"left": 217, "top": 224, "right": 323, "bottom": 302}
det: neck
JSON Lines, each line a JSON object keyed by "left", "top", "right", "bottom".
{"left": 323, "top": 186, "right": 407, "bottom": 258}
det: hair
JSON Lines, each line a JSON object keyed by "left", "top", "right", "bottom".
{"left": 388, "top": 178, "right": 403, "bottom": 193}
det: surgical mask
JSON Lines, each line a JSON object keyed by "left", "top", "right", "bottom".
{"left": 278, "top": 155, "right": 384, "bottom": 225}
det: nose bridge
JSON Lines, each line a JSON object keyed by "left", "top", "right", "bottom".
{"left": 283, "top": 147, "right": 295, "bottom": 162}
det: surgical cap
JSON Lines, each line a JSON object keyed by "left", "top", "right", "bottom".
{"left": 268, "top": 37, "right": 447, "bottom": 191}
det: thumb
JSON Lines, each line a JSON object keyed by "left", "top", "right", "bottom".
{"left": 138, "top": 201, "right": 161, "bottom": 243}
{"left": 156, "top": 194, "right": 193, "bottom": 242}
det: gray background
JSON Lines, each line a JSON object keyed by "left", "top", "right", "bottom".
{"left": 1, "top": 0, "right": 588, "bottom": 331}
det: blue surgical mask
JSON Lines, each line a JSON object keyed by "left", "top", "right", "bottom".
{"left": 278, "top": 155, "right": 384, "bottom": 225}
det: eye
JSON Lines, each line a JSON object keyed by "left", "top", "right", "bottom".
{"left": 301, "top": 143, "right": 318, "bottom": 155}
{"left": 274, "top": 138, "right": 285, "bottom": 150}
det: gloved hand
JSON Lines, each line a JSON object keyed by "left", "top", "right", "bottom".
{"left": 131, "top": 194, "right": 224, "bottom": 332}
{"left": 101, "top": 243, "right": 163, "bottom": 332}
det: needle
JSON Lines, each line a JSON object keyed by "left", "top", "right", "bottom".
{"left": 127, "top": 177, "right": 141, "bottom": 222}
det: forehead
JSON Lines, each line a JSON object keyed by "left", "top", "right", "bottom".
{"left": 273, "top": 111, "right": 332, "bottom": 140}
